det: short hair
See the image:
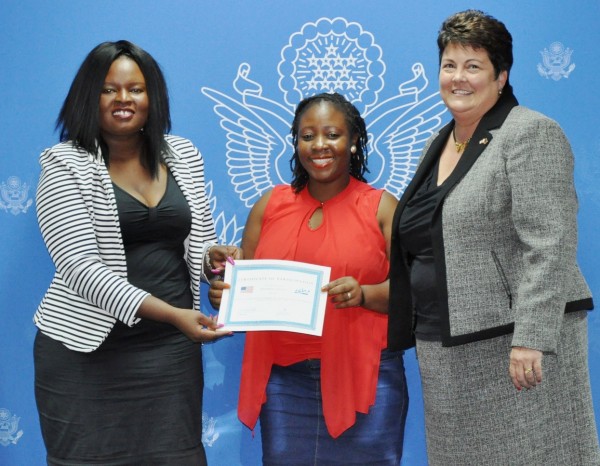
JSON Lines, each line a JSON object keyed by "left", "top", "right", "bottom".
{"left": 56, "top": 40, "right": 171, "bottom": 178}
{"left": 289, "top": 92, "right": 369, "bottom": 193}
{"left": 437, "top": 10, "right": 513, "bottom": 82}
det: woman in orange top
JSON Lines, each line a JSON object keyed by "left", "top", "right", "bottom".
{"left": 211, "top": 92, "right": 407, "bottom": 465}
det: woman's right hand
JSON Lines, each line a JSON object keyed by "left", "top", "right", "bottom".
{"left": 136, "top": 295, "right": 231, "bottom": 342}
{"left": 172, "top": 307, "right": 231, "bottom": 343}
{"left": 208, "top": 279, "right": 231, "bottom": 310}
{"left": 509, "top": 346, "right": 543, "bottom": 390}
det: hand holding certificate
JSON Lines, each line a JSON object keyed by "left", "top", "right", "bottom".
{"left": 217, "top": 259, "right": 331, "bottom": 335}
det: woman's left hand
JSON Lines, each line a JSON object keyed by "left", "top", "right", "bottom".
{"left": 322, "top": 276, "right": 363, "bottom": 308}
{"left": 509, "top": 346, "right": 543, "bottom": 390}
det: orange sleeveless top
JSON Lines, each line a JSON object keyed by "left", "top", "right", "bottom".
{"left": 238, "top": 178, "right": 389, "bottom": 438}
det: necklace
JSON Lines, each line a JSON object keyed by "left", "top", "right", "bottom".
{"left": 452, "top": 127, "right": 471, "bottom": 153}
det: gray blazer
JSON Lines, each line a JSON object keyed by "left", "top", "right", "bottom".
{"left": 388, "top": 89, "right": 593, "bottom": 353}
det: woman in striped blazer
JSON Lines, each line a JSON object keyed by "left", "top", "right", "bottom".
{"left": 33, "top": 40, "right": 239, "bottom": 465}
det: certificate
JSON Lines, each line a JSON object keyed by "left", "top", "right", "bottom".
{"left": 217, "top": 259, "right": 331, "bottom": 335}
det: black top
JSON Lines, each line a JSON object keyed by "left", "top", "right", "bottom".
{"left": 398, "top": 161, "right": 443, "bottom": 340}
{"left": 114, "top": 169, "right": 193, "bottom": 308}
{"left": 106, "top": 169, "right": 194, "bottom": 345}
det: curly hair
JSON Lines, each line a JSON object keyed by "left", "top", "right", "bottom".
{"left": 289, "top": 92, "right": 369, "bottom": 193}
{"left": 56, "top": 40, "right": 171, "bottom": 178}
{"left": 437, "top": 10, "right": 513, "bottom": 82}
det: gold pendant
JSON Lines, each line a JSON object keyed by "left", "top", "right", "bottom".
{"left": 454, "top": 140, "right": 468, "bottom": 153}
{"left": 452, "top": 127, "right": 471, "bottom": 153}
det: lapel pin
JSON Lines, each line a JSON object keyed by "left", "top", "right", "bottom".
{"left": 479, "top": 138, "right": 489, "bottom": 145}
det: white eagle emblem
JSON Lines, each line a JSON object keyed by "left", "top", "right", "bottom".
{"left": 205, "top": 180, "right": 244, "bottom": 246}
{"left": 201, "top": 17, "right": 447, "bottom": 208}
{"left": 201, "top": 412, "right": 220, "bottom": 447}
{"left": 537, "top": 41, "right": 575, "bottom": 81}
{"left": 0, "top": 176, "right": 33, "bottom": 215}
{"left": 0, "top": 408, "right": 24, "bottom": 447}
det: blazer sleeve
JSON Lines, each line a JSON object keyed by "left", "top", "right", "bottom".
{"left": 188, "top": 142, "right": 218, "bottom": 286}
{"left": 506, "top": 112, "right": 579, "bottom": 352}
{"left": 36, "top": 147, "right": 149, "bottom": 326}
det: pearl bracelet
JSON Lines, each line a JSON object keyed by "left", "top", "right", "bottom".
{"left": 204, "top": 245, "right": 214, "bottom": 272}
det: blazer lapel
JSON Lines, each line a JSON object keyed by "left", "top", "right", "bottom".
{"left": 391, "top": 89, "right": 519, "bottom": 239}
{"left": 391, "top": 124, "right": 452, "bottom": 239}
{"left": 438, "top": 92, "right": 519, "bottom": 198}
{"left": 163, "top": 143, "right": 194, "bottom": 207}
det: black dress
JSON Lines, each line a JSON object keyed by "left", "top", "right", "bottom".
{"left": 34, "top": 170, "right": 207, "bottom": 465}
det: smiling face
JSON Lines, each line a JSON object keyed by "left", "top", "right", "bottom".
{"left": 296, "top": 100, "right": 356, "bottom": 195}
{"left": 99, "top": 56, "right": 149, "bottom": 141}
{"left": 439, "top": 43, "right": 507, "bottom": 124}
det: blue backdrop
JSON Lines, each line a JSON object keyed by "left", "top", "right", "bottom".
{"left": 1, "top": 1, "right": 599, "bottom": 464}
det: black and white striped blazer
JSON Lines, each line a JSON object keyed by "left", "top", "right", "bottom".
{"left": 34, "top": 135, "right": 217, "bottom": 352}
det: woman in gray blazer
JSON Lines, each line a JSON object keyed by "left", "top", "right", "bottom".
{"left": 388, "top": 10, "right": 599, "bottom": 465}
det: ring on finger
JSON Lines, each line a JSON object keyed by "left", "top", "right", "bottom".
{"left": 524, "top": 368, "right": 533, "bottom": 375}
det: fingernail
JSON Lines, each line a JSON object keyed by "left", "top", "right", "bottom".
{"left": 217, "top": 323, "right": 225, "bottom": 328}
{"left": 226, "top": 256, "right": 236, "bottom": 266}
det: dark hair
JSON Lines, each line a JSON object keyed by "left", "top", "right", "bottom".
{"left": 289, "top": 92, "right": 369, "bottom": 193}
{"left": 56, "top": 40, "right": 171, "bottom": 178}
{"left": 437, "top": 10, "right": 513, "bottom": 83}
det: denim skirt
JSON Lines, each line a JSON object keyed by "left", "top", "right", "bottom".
{"left": 259, "top": 350, "right": 408, "bottom": 465}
